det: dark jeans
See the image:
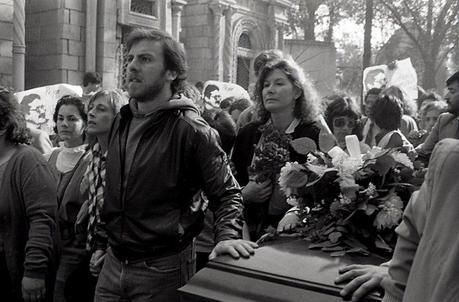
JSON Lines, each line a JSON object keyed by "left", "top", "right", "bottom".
{"left": 95, "top": 245, "right": 196, "bottom": 302}
{"left": 54, "top": 244, "right": 92, "bottom": 302}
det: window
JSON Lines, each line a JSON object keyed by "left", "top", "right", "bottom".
{"left": 130, "top": 0, "right": 157, "bottom": 17}
{"left": 238, "top": 33, "right": 252, "bottom": 49}
{"left": 236, "top": 57, "right": 251, "bottom": 90}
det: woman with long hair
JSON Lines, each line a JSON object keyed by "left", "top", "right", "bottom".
{"left": 0, "top": 88, "right": 58, "bottom": 302}
{"left": 232, "top": 58, "right": 322, "bottom": 240}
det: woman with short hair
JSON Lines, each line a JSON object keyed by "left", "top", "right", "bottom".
{"left": 47, "top": 95, "right": 92, "bottom": 302}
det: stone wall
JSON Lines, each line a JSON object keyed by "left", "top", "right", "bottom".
{"left": 182, "top": 0, "right": 290, "bottom": 87}
{"left": 96, "top": 0, "right": 118, "bottom": 89}
{"left": 181, "top": 0, "right": 213, "bottom": 84}
{"left": 25, "top": 0, "right": 86, "bottom": 89}
{"left": 0, "top": 0, "right": 13, "bottom": 87}
{"left": 284, "top": 39, "right": 336, "bottom": 98}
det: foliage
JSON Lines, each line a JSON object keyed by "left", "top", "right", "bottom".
{"left": 376, "top": 0, "right": 459, "bottom": 88}
{"left": 278, "top": 147, "right": 418, "bottom": 257}
{"left": 249, "top": 123, "right": 292, "bottom": 183}
{"left": 249, "top": 123, "right": 318, "bottom": 184}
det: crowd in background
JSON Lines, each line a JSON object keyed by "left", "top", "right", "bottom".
{"left": 1, "top": 26, "right": 459, "bottom": 302}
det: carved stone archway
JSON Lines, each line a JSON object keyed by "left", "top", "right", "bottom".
{"left": 231, "top": 17, "right": 265, "bottom": 86}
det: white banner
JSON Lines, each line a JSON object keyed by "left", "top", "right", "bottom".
{"left": 15, "top": 83, "right": 82, "bottom": 134}
{"left": 202, "top": 80, "right": 250, "bottom": 109}
{"left": 363, "top": 58, "right": 418, "bottom": 101}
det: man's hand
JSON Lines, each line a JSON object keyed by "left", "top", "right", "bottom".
{"left": 209, "top": 239, "right": 258, "bottom": 260}
{"left": 335, "top": 264, "right": 388, "bottom": 301}
{"left": 89, "top": 249, "right": 106, "bottom": 276}
{"left": 242, "top": 180, "right": 272, "bottom": 203}
{"left": 277, "top": 212, "right": 300, "bottom": 232}
{"left": 22, "top": 276, "right": 46, "bottom": 302}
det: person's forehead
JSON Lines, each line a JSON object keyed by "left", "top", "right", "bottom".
{"left": 129, "top": 39, "right": 164, "bottom": 56}
{"left": 265, "top": 69, "right": 288, "bottom": 80}
{"left": 91, "top": 95, "right": 111, "bottom": 107}
{"left": 58, "top": 104, "right": 81, "bottom": 115}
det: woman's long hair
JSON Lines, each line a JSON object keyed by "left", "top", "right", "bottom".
{"left": 0, "top": 87, "right": 31, "bottom": 145}
{"left": 254, "top": 58, "right": 321, "bottom": 124}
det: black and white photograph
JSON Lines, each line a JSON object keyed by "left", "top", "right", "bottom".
{"left": 0, "top": 0, "right": 458, "bottom": 301}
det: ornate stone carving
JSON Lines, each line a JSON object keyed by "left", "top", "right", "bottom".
{"left": 223, "top": 6, "right": 236, "bottom": 82}
{"left": 171, "top": 0, "right": 187, "bottom": 40}
{"left": 13, "top": 0, "right": 25, "bottom": 91}
{"left": 209, "top": 1, "right": 225, "bottom": 80}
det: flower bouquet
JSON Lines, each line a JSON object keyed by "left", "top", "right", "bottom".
{"left": 277, "top": 145, "right": 418, "bottom": 257}
{"left": 248, "top": 123, "right": 317, "bottom": 183}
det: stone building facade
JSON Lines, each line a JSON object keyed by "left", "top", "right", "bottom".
{"left": 0, "top": 0, "right": 336, "bottom": 95}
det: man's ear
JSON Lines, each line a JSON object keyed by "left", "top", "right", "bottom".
{"left": 165, "top": 70, "right": 178, "bottom": 81}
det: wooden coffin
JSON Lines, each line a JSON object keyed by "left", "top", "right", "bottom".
{"left": 179, "top": 238, "right": 388, "bottom": 302}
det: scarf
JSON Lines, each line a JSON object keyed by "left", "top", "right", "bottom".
{"left": 85, "top": 142, "right": 106, "bottom": 252}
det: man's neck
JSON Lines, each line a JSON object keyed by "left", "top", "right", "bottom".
{"left": 136, "top": 89, "right": 173, "bottom": 114}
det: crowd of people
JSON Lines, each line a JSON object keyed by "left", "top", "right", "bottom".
{"left": 0, "top": 27, "right": 458, "bottom": 302}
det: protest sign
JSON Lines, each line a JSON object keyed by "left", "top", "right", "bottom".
{"left": 202, "top": 81, "right": 250, "bottom": 109}
{"left": 363, "top": 58, "right": 418, "bottom": 101}
{"left": 15, "top": 83, "right": 82, "bottom": 134}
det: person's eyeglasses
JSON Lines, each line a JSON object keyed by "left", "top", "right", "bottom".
{"left": 333, "top": 117, "right": 356, "bottom": 129}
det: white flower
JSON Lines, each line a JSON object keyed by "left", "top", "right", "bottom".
{"left": 339, "top": 193, "right": 353, "bottom": 205}
{"left": 391, "top": 151, "right": 414, "bottom": 169}
{"left": 306, "top": 162, "right": 329, "bottom": 177}
{"left": 286, "top": 196, "right": 300, "bottom": 207}
{"left": 333, "top": 154, "right": 363, "bottom": 175}
{"left": 339, "top": 173, "right": 360, "bottom": 201}
{"left": 363, "top": 182, "right": 377, "bottom": 197}
{"left": 374, "top": 194, "right": 404, "bottom": 230}
{"left": 362, "top": 146, "right": 384, "bottom": 161}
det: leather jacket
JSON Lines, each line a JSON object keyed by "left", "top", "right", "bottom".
{"left": 102, "top": 98, "right": 243, "bottom": 259}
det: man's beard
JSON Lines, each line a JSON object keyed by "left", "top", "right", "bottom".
{"left": 133, "top": 71, "right": 167, "bottom": 103}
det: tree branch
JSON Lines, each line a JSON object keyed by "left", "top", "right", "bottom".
{"left": 380, "top": 0, "right": 427, "bottom": 59}
{"left": 432, "top": 0, "right": 456, "bottom": 41}
{"left": 401, "top": 0, "right": 426, "bottom": 41}
{"left": 435, "top": 41, "right": 458, "bottom": 73}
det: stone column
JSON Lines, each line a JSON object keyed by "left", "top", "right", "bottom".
{"left": 268, "top": 4, "right": 277, "bottom": 49}
{"left": 171, "top": 0, "right": 186, "bottom": 41}
{"left": 209, "top": 2, "right": 224, "bottom": 80}
{"left": 223, "top": 6, "right": 235, "bottom": 82}
{"left": 13, "top": 0, "right": 25, "bottom": 91}
{"left": 277, "top": 23, "right": 285, "bottom": 50}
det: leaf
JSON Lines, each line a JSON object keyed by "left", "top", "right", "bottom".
{"left": 373, "top": 154, "right": 396, "bottom": 176}
{"left": 330, "top": 251, "right": 347, "bottom": 257}
{"left": 291, "top": 137, "right": 317, "bottom": 155}
{"left": 336, "top": 226, "right": 349, "bottom": 233}
{"left": 344, "top": 238, "right": 368, "bottom": 250}
{"left": 365, "top": 204, "right": 378, "bottom": 215}
{"left": 309, "top": 240, "right": 339, "bottom": 249}
{"left": 328, "top": 231, "right": 343, "bottom": 243}
{"left": 323, "top": 226, "right": 336, "bottom": 236}
{"left": 375, "top": 235, "right": 393, "bottom": 252}
{"left": 322, "top": 245, "right": 345, "bottom": 252}
{"left": 345, "top": 247, "right": 370, "bottom": 256}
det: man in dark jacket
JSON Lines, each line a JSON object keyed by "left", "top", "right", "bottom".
{"left": 94, "top": 28, "right": 257, "bottom": 302}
